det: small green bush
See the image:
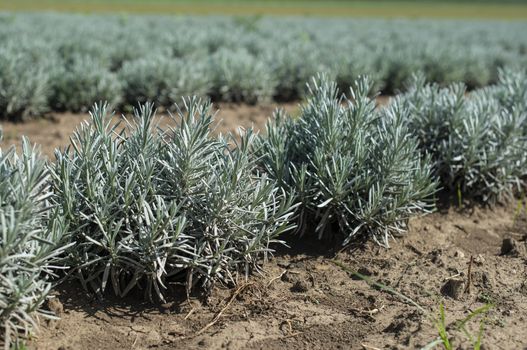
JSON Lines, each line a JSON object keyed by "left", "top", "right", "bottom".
{"left": 474, "top": 68, "right": 527, "bottom": 120}
{"left": 0, "top": 136, "right": 68, "bottom": 349}
{"left": 209, "top": 48, "right": 275, "bottom": 104}
{"left": 119, "top": 56, "right": 210, "bottom": 108}
{"left": 266, "top": 42, "right": 334, "bottom": 101}
{"left": 0, "top": 50, "right": 50, "bottom": 121}
{"left": 49, "top": 55, "right": 122, "bottom": 113}
{"left": 255, "top": 75, "right": 437, "bottom": 246}
{"left": 399, "top": 73, "right": 527, "bottom": 203}
{"left": 51, "top": 99, "right": 295, "bottom": 300}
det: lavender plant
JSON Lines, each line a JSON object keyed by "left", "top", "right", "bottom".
{"left": 51, "top": 99, "right": 295, "bottom": 300}
{"left": 399, "top": 73, "right": 527, "bottom": 203}
{"left": 209, "top": 48, "right": 276, "bottom": 104}
{"left": 1, "top": 14, "right": 527, "bottom": 117}
{"left": 158, "top": 98, "right": 296, "bottom": 285}
{"left": 0, "top": 135, "right": 68, "bottom": 349}
{"left": 49, "top": 55, "right": 122, "bottom": 113}
{"left": 474, "top": 68, "right": 527, "bottom": 122}
{"left": 265, "top": 41, "right": 334, "bottom": 101}
{"left": 255, "top": 76, "right": 436, "bottom": 246}
{"left": 119, "top": 56, "right": 210, "bottom": 108}
{"left": 51, "top": 103, "right": 191, "bottom": 300}
{"left": 0, "top": 49, "right": 50, "bottom": 121}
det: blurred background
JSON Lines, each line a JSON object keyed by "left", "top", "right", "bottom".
{"left": 1, "top": 0, "right": 527, "bottom": 18}
{"left": 0, "top": 0, "right": 526, "bottom": 156}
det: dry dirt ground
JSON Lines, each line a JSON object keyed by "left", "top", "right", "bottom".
{"left": 1, "top": 101, "right": 526, "bottom": 350}
{"left": 32, "top": 204, "right": 527, "bottom": 350}
{"left": 0, "top": 103, "right": 299, "bottom": 159}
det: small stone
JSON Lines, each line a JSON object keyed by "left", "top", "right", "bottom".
{"left": 474, "top": 254, "right": 486, "bottom": 265}
{"left": 501, "top": 238, "right": 526, "bottom": 257}
{"left": 503, "top": 309, "right": 514, "bottom": 316}
{"left": 454, "top": 250, "right": 465, "bottom": 259}
{"left": 277, "top": 262, "right": 291, "bottom": 269}
{"left": 434, "top": 223, "right": 442, "bottom": 230}
{"left": 441, "top": 278, "right": 465, "bottom": 300}
{"left": 481, "top": 272, "right": 493, "bottom": 289}
{"left": 428, "top": 249, "right": 445, "bottom": 267}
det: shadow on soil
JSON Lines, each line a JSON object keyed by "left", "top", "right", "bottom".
{"left": 48, "top": 279, "right": 197, "bottom": 320}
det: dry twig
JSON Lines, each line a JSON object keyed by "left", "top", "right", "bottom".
{"left": 464, "top": 255, "right": 474, "bottom": 294}
{"left": 266, "top": 270, "right": 287, "bottom": 288}
{"left": 195, "top": 282, "right": 254, "bottom": 336}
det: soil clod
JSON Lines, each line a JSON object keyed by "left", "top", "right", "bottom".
{"left": 441, "top": 278, "right": 465, "bottom": 300}
{"left": 500, "top": 238, "right": 526, "bottom": 257}
{"left": 384, "top": 319, "right": 410, "bottom": 334}
{"left": 291, "top": 280, "right": 310, "bottom": 293}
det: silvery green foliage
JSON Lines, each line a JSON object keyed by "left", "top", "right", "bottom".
{"left": 255, "top": 76, "right": 436, "bottom": 246}
{"left": 0, "top": 49, "right": 49, "bottom": 121}
{"left": 1, "top": 13, "right": 527, "bottom": 116}
{"left": 51, "top": 100, "right": 295, "bottom": 300}
{"left": 119, "top": 55, "right": 210, "bottom": 108}
{"left": 265, "top": 41, "right": 334, "bottom": 101}
{"left": 333, "top": 44, "right": 386, "bottom": 95}
{"left": 474, "top": 68, "right": 527, "bottom": 119}
{"left": 159, "top": 98, "right": 296, "bottom": 284}
{"left": 0, "top": 137, "right": 68, "bottom": 349}
{"left": 399, "top": 73, "right": 527, "bottom": 203}
{"left": 51, "top": 103, "right": 191, "bottom": 300}
{"left": 56, "top": 38, "right": 112, "bottom": 70}
{"left": 209, "top": 48, "right": 276, "bottom": 104}
{"left": 49, "top": 55, "right": 122, "bottom": 112}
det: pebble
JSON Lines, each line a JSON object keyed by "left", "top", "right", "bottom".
{"left": 481, "top": 271, "right": 493, "bottom": 289}
{"left": 454, "top": 250, "right": 465, "bottom": 259}
{"left": 474, "top": 254, "right": 486, "bottom": 265}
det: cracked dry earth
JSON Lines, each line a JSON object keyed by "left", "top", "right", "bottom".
{"left": 32, "top": 203, "right": 527, "bottom": 350}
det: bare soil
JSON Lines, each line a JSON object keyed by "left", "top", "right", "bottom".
{"left": 0, "top": 102, "right": 299, "bottom": 158}
{"left": 31, "top": 205, "right": 527, "bottom": 350}
{"left": 2, "top": 101, "right": 525, "bottom": 350}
